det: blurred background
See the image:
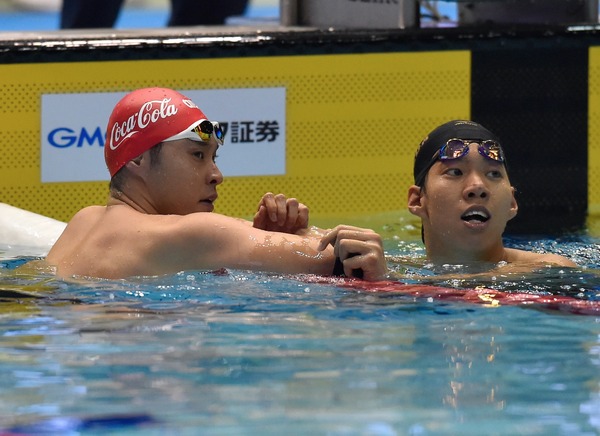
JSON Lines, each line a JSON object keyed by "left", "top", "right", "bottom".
{"left": 0, "top": 0, "right": 282, "bottom": 30}
{"left": 0, "top": 0, "right": 466, "bottom": 31}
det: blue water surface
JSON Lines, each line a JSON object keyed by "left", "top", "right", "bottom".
{"left": 0, "top": 234, "right": 598, "bottom": 435}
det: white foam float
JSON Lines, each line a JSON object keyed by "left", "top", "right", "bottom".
{"left": 0, "top": 203, "right": 66, "bottom": 257}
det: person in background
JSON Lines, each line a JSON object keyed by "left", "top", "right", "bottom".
{"left": 46, "top": 87, "right": 387, "bottom": 280}
{"left": 407, "top": 119, "right": 577, "bottom": 268}
{"left": 60, "top": 0, "right": 249, "bottom": 28}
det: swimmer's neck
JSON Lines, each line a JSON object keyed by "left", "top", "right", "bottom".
{"left": 425, "top": 246, "right": 508, "bottom": 265}
{"left": 107, "top": 192, "right": 153, "bottom": 214}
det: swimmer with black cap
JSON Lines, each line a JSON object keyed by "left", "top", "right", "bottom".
{"left": 46, "top": 87, "right": 387, "bottom": 280}
{"left": 407, "top": 120, "right": 576, "bottom": 267}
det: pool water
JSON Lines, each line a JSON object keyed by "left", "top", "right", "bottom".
{"left": 0, "top": 234, "right": 599, "bottom": 435}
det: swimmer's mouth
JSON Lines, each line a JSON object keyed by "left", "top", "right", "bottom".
{"left": 461, "top": 209, "right": 490, "bottom": 223}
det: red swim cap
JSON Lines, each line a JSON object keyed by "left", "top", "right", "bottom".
{"left": 105, "top": 87, "right": 209, "bottom": 177}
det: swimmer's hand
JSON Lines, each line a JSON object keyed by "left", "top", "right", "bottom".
{"left": 318, "top": 225, "right": 387, "bottom": 281}
{"left": 253, "top": 192, "right": 309, "bottom": 234}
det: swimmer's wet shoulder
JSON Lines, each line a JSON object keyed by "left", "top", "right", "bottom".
{"left": 502, "top": 247, "right": 578, "bottom": 268}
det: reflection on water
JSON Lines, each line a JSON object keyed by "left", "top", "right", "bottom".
{"left": 0, "top": 233, "right": 598, "bottom": 434}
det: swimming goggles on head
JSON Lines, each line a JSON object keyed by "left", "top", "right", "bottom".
{"left": 415, "top": 138, "right": 505, "bottom": 186}
{"left": 439, "top": 138, "right": 505, "bottom": 163}
{"left": 165, "top": 119, "right": 225, "bottom": 145}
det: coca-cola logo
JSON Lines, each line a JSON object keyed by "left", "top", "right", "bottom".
{"left": 108, "top": 97, "right": 180, "bottom": 150}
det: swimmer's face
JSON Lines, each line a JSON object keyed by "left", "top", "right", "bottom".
{"left": 409, "top": 142, "right": 517, "bottom": 260}
{"left": 144, "top": 137, "right": 223, "bottom": 215}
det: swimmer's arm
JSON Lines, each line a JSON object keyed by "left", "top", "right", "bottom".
{"left": 168, "top": 215, "right": 389, "bottom": 280}
{"left": 170, "top": 213, "right": 336, "bottom": 276}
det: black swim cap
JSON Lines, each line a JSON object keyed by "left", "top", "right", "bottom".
{"left": 413, "top": 120, "right": 502, "bottom": 185}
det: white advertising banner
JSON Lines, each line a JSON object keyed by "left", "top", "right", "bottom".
{"left": 41, "top": 87, "right": 286, "bottom": 183}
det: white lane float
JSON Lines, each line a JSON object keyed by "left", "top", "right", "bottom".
{"left": 0, "top": 202, "right": 66, "bottom": 257}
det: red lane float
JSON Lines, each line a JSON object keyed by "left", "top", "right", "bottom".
{"left": 304, "top": 276, "right": 600, "bottom": 316}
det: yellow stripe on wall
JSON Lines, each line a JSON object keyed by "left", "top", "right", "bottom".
{"left": 589, "top": 47, "right": 600, "bottom": 233}
{"left": 0, "top": 51, "right": 470, "bottom": 223}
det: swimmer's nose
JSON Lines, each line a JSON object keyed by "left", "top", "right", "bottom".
{"left": 210, "top": 163, "right": 223, "bottom": 185}
{"left": 466, "top": 186, "right": 488, "bottom": 199}
{"left": 463, "top": 174, "right": 489, "bottom": 200}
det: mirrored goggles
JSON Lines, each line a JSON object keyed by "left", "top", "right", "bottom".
{"left": 164, "top": 119, "right": 225, "bottom": 145}
{"left": 438, "top": 138, "right": 504, "bottom": 163}
{"left": 415, "top": 138, "right": 505, "bottom": 186}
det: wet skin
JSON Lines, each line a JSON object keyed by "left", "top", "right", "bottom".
{"left": 409, "top": 142, "right": 517, "bottom": 263}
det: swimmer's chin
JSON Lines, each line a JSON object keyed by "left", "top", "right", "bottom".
{"left": 198, "top": 201, "right": 215, "bottom": 212}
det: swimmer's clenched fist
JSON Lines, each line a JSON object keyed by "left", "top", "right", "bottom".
{"left": 319, "top": 225, "right": 388, "bottom": 281}
{"left": 253, "top": 192, "right": 309, "bottom": 234}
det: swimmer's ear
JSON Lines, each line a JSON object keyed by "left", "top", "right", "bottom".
{"left": 407, "top": 185, "right": 426, "bottom": 218}
{"left": 508, "top": 186, "right": 518, "bottom": 220}
{"left": 124, "top": 153, "right": 147, "bottom": 173}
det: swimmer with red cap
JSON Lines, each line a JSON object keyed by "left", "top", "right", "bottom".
{"left": 407, "top": 120, "right": 576, "bottom": 268}
{"left": 46, "top": 87, "right": 387, "bottom": 280}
